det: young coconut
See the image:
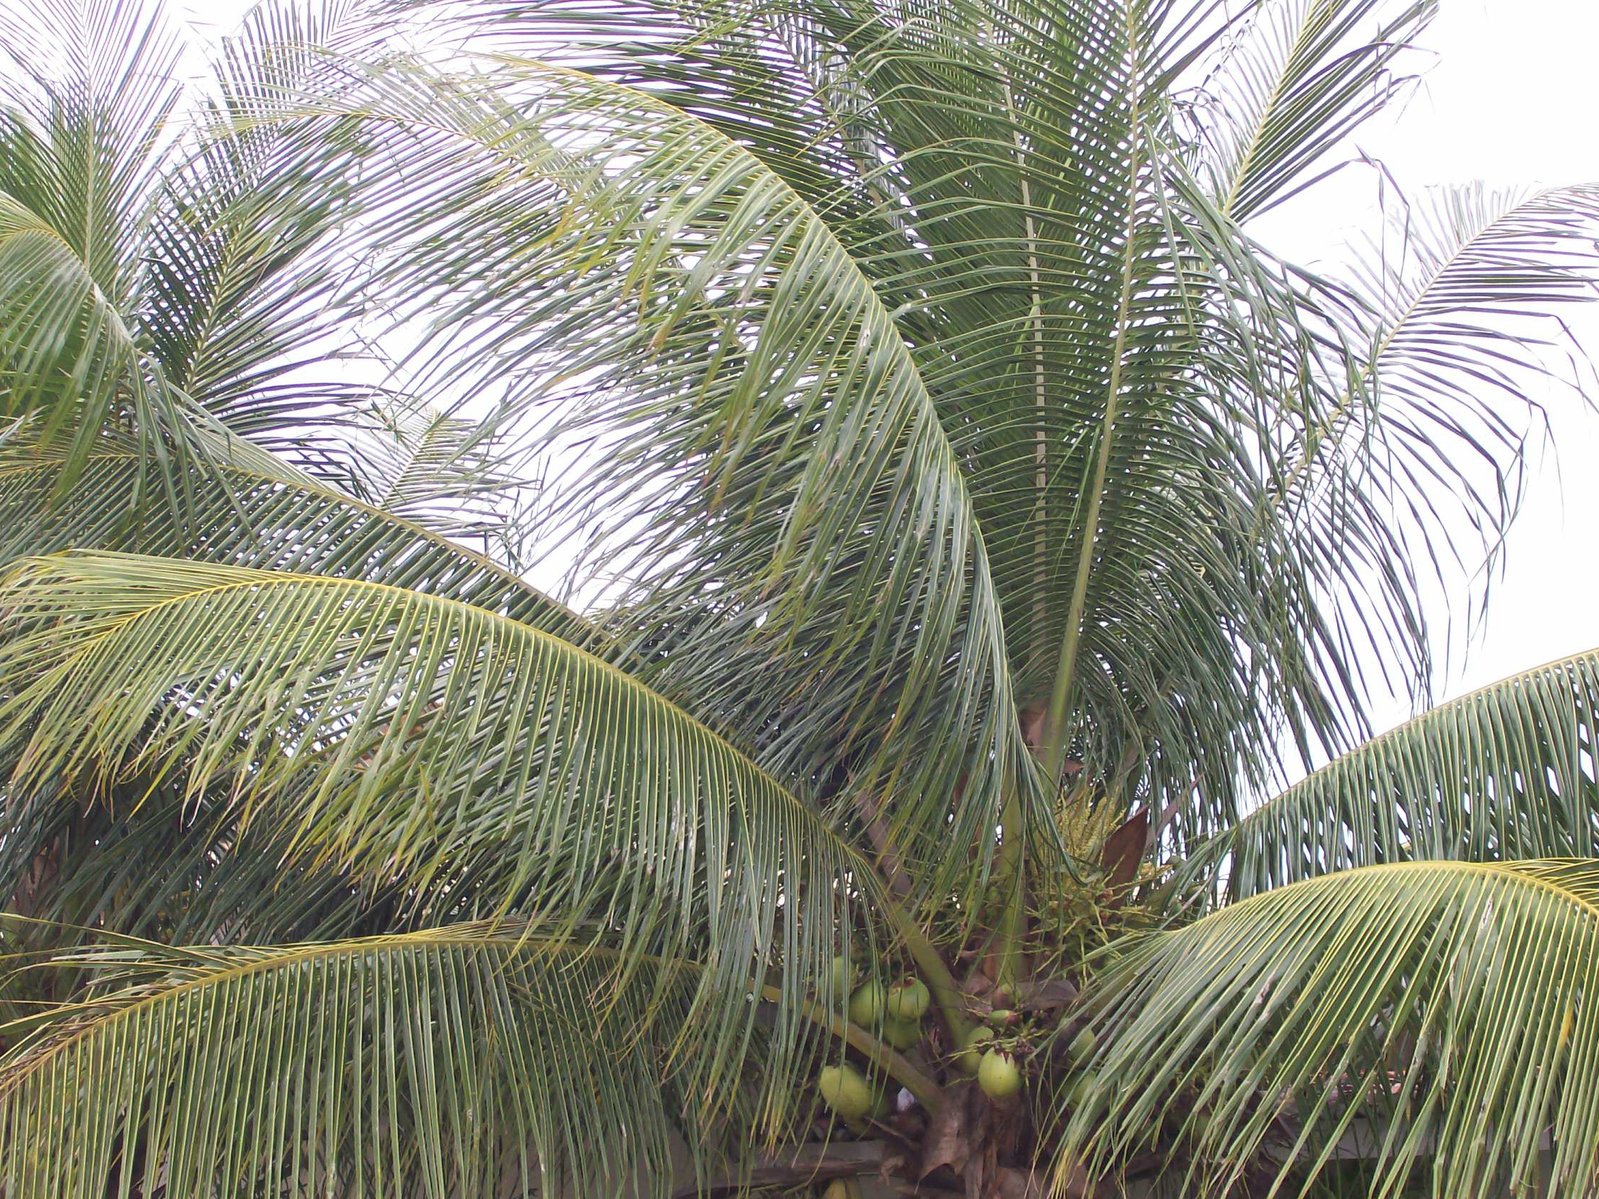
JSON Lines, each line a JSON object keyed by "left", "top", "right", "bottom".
{"left": 977, "top": 1047, "right": 1023, "bottom": 1100}
{"left": 818, "top": 1063, "right": 874, "bottom": 1121}
{"left": 882, "top": 1015, "right": 922, "bottom": 1050}
{"left": 1064, "top": 1069, "right": 1099, "bottom": 1110}
{"left": 953, "top": 1025, "right": 996, "bottom": 1075}
{"left": 1066, "top": 1025, "right": 1097, "bottom": 1064}
{"left": 831, "top": 955, "right": 853, "bottom": 999}
{"left": 884, "top": 975, "right": 931, "bottom": 1021}
{"left": 848, "top": 980, "right": 887, "bottom": 1027}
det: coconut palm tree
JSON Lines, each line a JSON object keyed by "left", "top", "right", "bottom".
{"left": 2, "top": 0, "right": 1599, "bottom": 1194}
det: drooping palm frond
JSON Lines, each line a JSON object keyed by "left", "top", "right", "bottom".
{"left": 0, "top": 778, "right": 393, "bottom": 948}
{"left": 379, "top": 0, "right": 1359, "bottom": 851}
{"left": 0, "top": 550, "right": 866, "bottom": 1106}
{"left": 236, "top": 42, "right": 1048, "bottom": 903}
{"left": 1271, "top": 183, "right": 1599, "bottom": 699}
{"left": 1182, "top": 647, "right": 1599, "bottom": 900}
{"left": 0, "top": 0, "right": 473, "bottom": 501}
{"left": 0, "top": 424, "right": 588, "bottom": 643}
{"left": 413, "top": 0, "right": 1599, "bottom": 853}
{"left": 0, "top": 925, "right": 764, "bottom": 1198}
{"left": 137, "top": 0, "right": 422, "bottom": 484}
{"left": 0, "top": 0, "right": 212, "bottom": 481}
{"left": 1058, "top": 859, "right": 1599, "bottom": 1198}
{"left": 345, "top": 398, "right": 537, "bottom": 555}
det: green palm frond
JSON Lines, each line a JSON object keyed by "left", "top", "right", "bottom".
{"left": 1058, "top": 859, "right": 1599, "bottom": 1198}
{"left": 349, "top": 399, "right": 535, "bottom": 554}
{"left": 1184, "top": 647, "right": 1599, "bottom": 900}
{"left": 0, "top": 425, "right": 586, "bottom": 639}
{"left": 0, "top": 551, "right": 864, "bottom": 1081}
{"left": 0, "top": 925, "right": 750, "bottom": 1197}
{"left": 244, "top": 41, "right": 1046, "bottom": 900}
{"left": 0, "top": 0, "right": 200, "bottom": 475}
{"left": 1275, "top": 185, "right": 1599, "bottom": 692}
{"left": 427, "top": 0, "right": 1599, "bottom": 848}
{"left": 139, "top": 0, "right": 408, "bottom": 475}
{"left": 1182, "top": 0, "right": 1436, "bottom": 220}
{"left": 381, "top": 0, "right": 1362, "bottom": 844}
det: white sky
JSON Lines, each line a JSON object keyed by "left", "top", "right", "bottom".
{"left": 1314, "top": 0, "right": 1599, "bottom": 723}
{"left": 167, "top": 0, "right": 1599, "bottom": 728}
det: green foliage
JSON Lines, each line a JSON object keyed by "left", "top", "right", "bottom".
{"left": 0, "top": 0, "right": 1597, "bottom": 1194}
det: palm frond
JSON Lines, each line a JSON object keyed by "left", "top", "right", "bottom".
{"left": 1273, "top": 183, "right": 1599, "bottom": 698}
{"left": 140, "top": 0, "right": 404, "bottom": 466}
{"left": 425, "top": 0, "right": 1541, "bottom": 846}
{"left": 1058, "top": 859, "right": 1599, "bottom": 1198}
{"left": 1181, "top": 0, "right": 1436, "bottom": 220}
{"left": 244, "top": 39, "right": 1047, "bottom": 902}
{"left": 0, "top": 551, "right": 865, "bottom": 1096}
{"left": 0, "top": 925, "right": 757, "bottom": 1197}
{"left": 348, "top": 398, "right": 536, "bottom": 554}
{"left": 1183, "top": 646, "right": 1599, "bottom": 900}
{"left": 0, "top": 425, "right": 588, "bottom": 643}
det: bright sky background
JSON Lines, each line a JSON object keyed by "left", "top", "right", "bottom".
{"left": 1287, "top": 0, "right": 1599, "bottom": 726}
{"left": 169, "top": 0, "right": 1599, "bottom": 733}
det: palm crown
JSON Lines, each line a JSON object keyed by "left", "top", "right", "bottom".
{"left": 2, "top": 0, "right": 1599, "bottom": 1195}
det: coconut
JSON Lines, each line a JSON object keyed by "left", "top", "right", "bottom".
{"left": 977, "top": 1047, "right": 1023, "bottom": 1100}
{"left": 953, "top": 1025, "right": 996, "bottom": 1075}
{"left": 831, "top": 955, "right": 853, "bottom": 999}
{"left": 882, "top": 1015, "right": 922, "bottom": 1050}
{"left": 987, "top": 1008, "right": 1019, "bottom": 1027}
{"left": 1064, "top": 1069, "right": 1099, "bottom": 1110}
{"left": 1066, "top": 1025, "right": 1097, "bottom": 1063}
{"left": 848, "top": 980, "right": 887, "bottom": 1027}
{"left": 818, "top": 1063, "right": 873, "bottom": 1120}
{"left": 885, "top": 975, "right": 931, "bottom": 1021}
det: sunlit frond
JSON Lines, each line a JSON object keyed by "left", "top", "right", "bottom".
{"left": 0, "top": 424, "right": 586, "bottom": 643}
{"left": 1184, "top": 647, "right": 1599, "bottom": 900}
{"left": 0, "top": 925, "right": 755, "bottom": 1198}
{"left": 1058, "top": 859, "right": 1599, "bottom": 1198}
{"left": 0, "top": 550, "right": 864, "bottom": 1105}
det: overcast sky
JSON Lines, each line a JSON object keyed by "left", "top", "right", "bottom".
{"left": 1321, "top": 0, "right": 1599, "bottom": 721}
{"left": 170, "top": 0, "right": 1599, "bottom": 728}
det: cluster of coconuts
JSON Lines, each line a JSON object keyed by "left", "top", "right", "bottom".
{"left": 820, "top": 958, "right": 1102, "bottom": 1116}
{"left": 818, "top": 958, "right": 935, "bottom": 1122}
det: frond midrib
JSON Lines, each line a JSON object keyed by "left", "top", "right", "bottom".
{"left": 0, "top": 925, "right": 683, "bottom": 1096}
{"left": 1217, "top": 858, "right": 1599, "bottom": 925}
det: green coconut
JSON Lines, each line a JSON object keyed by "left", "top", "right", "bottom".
{"left": 884, "top": 975, "right": 931, "bottom": 1021}
{"left": 1066, "top": 1025, "right": 1097, "bottom": 1064}
{"left": 882, "top": 1015, "right": 922, "bottom": 1050}
{"left": 848, "top": 980, "right": 887, "bottom": 1027}
{"left": 831, "top": 955, "right": 853, "bottom": 999}
{"left": 952, "top": 1025, "right": 996, "bottom": 1075}
{"left": 818, "top": 1063, "right": 873, "bottom": 1120}
{"left": 1064, "top": 1069, "right": 1099, "bottom": 1110}
{"left": 977, "top": 1047, "right": 1023, "bottom": 1100}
